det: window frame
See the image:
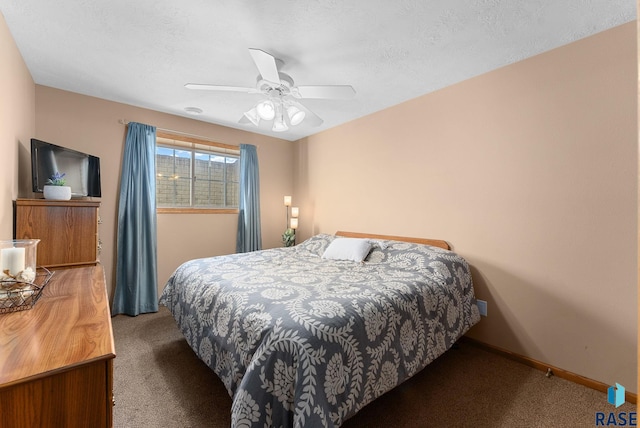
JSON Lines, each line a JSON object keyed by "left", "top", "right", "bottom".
{"left": 155, "top": 131, "right": 240, "bottom": 214}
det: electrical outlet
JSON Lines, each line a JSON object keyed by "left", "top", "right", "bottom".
{"left": 477, "top": 300, "right": 488, "bottom": 317}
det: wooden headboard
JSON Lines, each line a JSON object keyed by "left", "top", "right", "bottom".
{"left": 335, "top": 231, "right": 450, "bottom": 250}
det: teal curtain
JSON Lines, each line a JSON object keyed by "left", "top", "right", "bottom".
{"left": 112, "top": 122, "right": 158, "bottom": 316}
{"left": 236, "top": 144, "right": 262, "bottom": 252}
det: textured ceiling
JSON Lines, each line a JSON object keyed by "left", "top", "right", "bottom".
{"left": 0, "top": 1, "right": 635, "bottom": 141}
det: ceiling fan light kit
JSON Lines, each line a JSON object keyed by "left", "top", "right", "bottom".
{"left": 244, "top": 99, "right": 307, "bottom": 132}
{"left": 186, "top": 48, "right": 355, "bottom": 133}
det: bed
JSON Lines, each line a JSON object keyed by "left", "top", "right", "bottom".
{"left": 159, "top": 231, "right": 481, "bottom": 427}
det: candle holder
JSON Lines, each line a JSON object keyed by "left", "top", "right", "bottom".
{"left": 0, "top": 240, "right": 53, "bottom": 313}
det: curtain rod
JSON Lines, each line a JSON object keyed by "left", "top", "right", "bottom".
{"left": 118, "top": 119, "right": 250, "bottom": 148}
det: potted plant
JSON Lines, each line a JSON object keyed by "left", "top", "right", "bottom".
{"left": 282, "top": 228, "right": 296, "bottom": 247}
{"left": 43, "top": 172, "right": 72, "bottom": 200}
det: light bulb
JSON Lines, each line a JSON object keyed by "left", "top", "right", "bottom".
{"left": 287, "top": 106, "right": 306, "bottom": 126}
{"left": 256, "top": 100, "right": 275, "bottom": 120}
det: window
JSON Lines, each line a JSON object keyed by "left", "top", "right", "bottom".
{"left": 155, "top": 132, "right": 240, "bottom": 213}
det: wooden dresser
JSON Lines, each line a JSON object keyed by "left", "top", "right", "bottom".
{"left": 0, "top": 265, "right": 115, "bottom": 428}
{"left": 14, "top": 198, "right": 100, "bottom": 269}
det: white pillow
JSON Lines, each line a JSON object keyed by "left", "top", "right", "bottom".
{"left": 322, "top": 238, "right": 373, "bottom": 262}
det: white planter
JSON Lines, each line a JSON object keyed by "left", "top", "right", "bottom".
{"left": 43, "top": 185, "right": 72, "bottom": 200}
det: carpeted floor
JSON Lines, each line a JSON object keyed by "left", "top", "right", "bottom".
{"left": 112, "top": 307, "right": 636, "bottom": 427}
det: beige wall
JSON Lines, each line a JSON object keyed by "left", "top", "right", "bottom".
{"left": 34, "top": 86, "right": 293, "bottom": 298}
{"left": 0, "top": 12, "right": 35, "bottom": 238}
{"left": 294, "top": 22, "right": 638, "bottom": 392}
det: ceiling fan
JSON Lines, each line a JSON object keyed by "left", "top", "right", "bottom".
{"left": 185, "top": 48, "right": 356, "bottom": 132}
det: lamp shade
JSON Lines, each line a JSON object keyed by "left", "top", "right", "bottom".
{"left": 243, "top": 107, "right": 260, "bottom": 126}
{"left": 272, "top": 100, "right": 289, "bottom": 132}
{"left": 291, "top": 207, "right": 299, "bottom": 217}
{"left": 256, "top": 100, "right": 275, "bottom": 120}
{"left": 287, "top": 105, "right": 306, "bottom": 126}
{"left": 272, "top": 117, "right": 289, "bottom": 132}
{"left": 284, "top": 196, "right": 292, "bottom": 206}
{"left": 290, "top": 217, "right": 298, "bottom": 229}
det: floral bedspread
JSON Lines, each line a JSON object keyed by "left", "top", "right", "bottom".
{"left": 159, "top": 234, "right": 480, "bottom": 427}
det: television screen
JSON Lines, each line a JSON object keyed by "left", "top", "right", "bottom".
{"left": 31, "top": 139, "right": 101, "bottom": 198}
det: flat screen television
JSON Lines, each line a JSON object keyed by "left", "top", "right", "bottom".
{"left": 31, "top": 138, "right": 102, "bottom": 198}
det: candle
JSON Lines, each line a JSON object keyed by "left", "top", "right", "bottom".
{"left": 1, "top": 247, "right": 25, "bottom": 276}
{"left": 291, "top": 207, "right": 299, "bottom": 218}
{"left": 284, "top": 196, "right": 292, "bottom": 206}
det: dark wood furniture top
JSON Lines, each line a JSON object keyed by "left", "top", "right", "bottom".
{"left": 0, "top": 265, "right": 115, "bottom": 427}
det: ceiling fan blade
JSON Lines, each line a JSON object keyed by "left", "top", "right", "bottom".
{"left": 294, "top": 85, "right": 356, "bottom": 99}
{"left": 185, "top": 83, "right": 258, "bottom": 93}
{"left": 248, "top": 48, "right": 281, "bottom": 84}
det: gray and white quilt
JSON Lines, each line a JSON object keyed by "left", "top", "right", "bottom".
{"left": 159, "top": 234, "right": 481, "bottom": 428}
